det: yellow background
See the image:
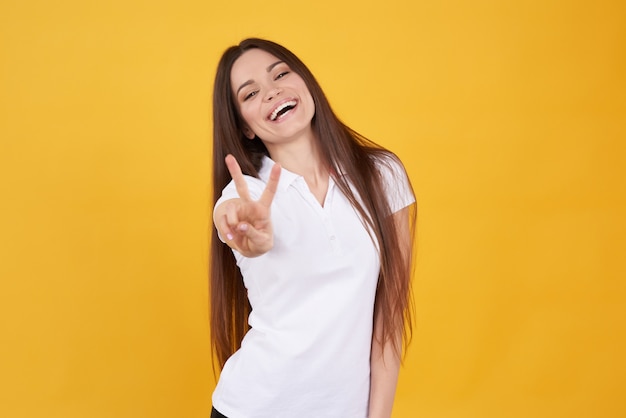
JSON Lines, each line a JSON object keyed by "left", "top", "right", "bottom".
{"left": 1, "top": 0, "right": 624, "bottom": 417}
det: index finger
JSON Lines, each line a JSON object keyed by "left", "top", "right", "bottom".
{"left": 225, "top": 154, "right": 251, "bottom": 201}
{"left": 258, "top": 162, "right": 281, "bottom": 208}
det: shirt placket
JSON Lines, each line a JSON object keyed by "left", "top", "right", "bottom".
{"left": 293, "top": 177, "right": 341, "bottom": 255}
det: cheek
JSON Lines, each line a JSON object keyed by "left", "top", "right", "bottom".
{"left": 239, "top": 105, "right": 257, "bottom": 127}
{"left": 297, "top": 82, "right": 315, "bottom": 110}
{"left": 304, "top": 93, "right": 316, "bottom": 116}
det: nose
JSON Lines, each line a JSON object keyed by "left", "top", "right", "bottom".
{"left": 264, "top": 86, "right": 282, "bottom": 102}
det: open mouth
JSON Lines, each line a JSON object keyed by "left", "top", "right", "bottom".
{"left": 269, "top": 100, "right": 297, "bottom": 121}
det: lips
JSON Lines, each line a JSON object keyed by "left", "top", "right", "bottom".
{"left": 268, "top": 99, "right": 298, "bottom": 121}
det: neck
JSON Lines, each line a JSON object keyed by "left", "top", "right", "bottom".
{"left": 266, "top": 133, "right": 329, "bottom": 185}
{"left": 266, "top": 131, "right": 330, "bottom": 206}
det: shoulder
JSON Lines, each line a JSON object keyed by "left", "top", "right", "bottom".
{"left": 218, "top": 175, "right": 266, "bottom": 202}
{"left": 370, "top": 151, "right": 408, "bottom": 184}
{"left": 371, "top": 151, "right": 415, "bottom": 213}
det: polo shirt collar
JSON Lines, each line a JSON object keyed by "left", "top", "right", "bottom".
{"left": 257, "top": 155, "right": 347, "bottom": 192}
{"left": 258, "top": 155, "right": 300, "bottom": 192}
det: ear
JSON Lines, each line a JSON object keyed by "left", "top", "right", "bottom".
{"left": 242, "top": 126, "right": 256, "bottom": 140}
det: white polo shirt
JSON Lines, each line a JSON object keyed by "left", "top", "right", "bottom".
{"left": 212, "top": 155, "right": 414, "bottom": 418}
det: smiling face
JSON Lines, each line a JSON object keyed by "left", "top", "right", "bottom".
{"left": 230, "top": 48, "right": 316, "bottom": 146}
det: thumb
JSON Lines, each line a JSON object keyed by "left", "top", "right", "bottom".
{"left": 237, "top": 222, "right": 273, "bottom": 253}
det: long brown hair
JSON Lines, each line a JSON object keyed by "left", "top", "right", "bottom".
{"left": 210, "top": 38, "right": 416, "bottom": 369}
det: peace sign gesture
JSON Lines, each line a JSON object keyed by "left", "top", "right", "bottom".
{"left": 214, "top": 154, "right": 282, "bottom": 258}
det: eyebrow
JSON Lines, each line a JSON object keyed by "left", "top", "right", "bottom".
{"left": 235, "top": 60, "right": 285, "bottom": 96}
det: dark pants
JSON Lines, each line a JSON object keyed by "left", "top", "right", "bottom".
{"left": 211, "top": 407, "right": 228, "bottom": 418}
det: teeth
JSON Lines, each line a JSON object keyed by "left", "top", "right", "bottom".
{"left": 270, "top": 100, "right": 297, "bottom": 121}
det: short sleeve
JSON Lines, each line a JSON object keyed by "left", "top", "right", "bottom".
{"left": 215, "top": 176, "right": 264, "bottom": 207}
{"left": 375, "top": 154, "right": 415, "bottom": 214}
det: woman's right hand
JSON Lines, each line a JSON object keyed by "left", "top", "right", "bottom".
{"left": 214, "top": 154, "right": 282, "bottom": 257}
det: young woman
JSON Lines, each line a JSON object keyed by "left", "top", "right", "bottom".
{"left": 210, "top": 38, "right": 416, "bottom": 418}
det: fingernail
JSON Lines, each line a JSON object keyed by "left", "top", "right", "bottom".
{"left": 238, "top": 224, "right": 248, "bottom": 232}
{"left": 226, "top": 233, "right": 234, "bottom": 240}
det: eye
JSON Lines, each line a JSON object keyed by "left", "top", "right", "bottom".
{"left": 275, "top": 71, "right": 289, "bottom": 80}
{"left": 243, "top": 90, "right": 258, "bottom": 101}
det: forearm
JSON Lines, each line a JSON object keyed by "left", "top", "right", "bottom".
{"left": 368, "top": 207, "right": 412, "bottom": 417}
{"left": 368, "top": 324, "right": 402, "bottom": 418}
